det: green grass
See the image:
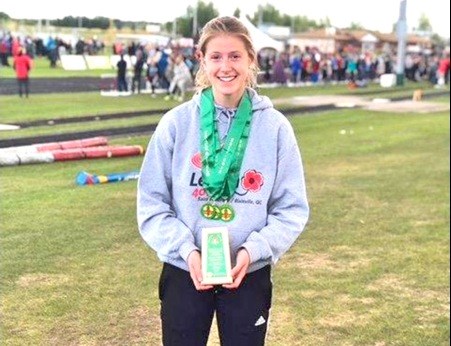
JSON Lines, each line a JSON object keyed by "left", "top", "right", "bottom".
{"left": 0, "top": 92, "right": 177, "bottom": 123}
{"left": 0, "top": 115, "right": 162, "bottom": 140}
{"left": 0, "top": 88, "right": 449, "bottom": 345}
{"left": 433, "top": 95, "right": 451, "bottom": 103}
{"left": 0, "top": 56, "right": 115, "bottom": 78}
{"left": 1, "top": 81, "right": 443, "bottom": 123}
{"left": 277, "top": 110, "right": 450, "bottom": 345}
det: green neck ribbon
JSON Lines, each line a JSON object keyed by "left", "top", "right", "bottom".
{"left": 200, "top": 88, "right": 253, "bottom": 201}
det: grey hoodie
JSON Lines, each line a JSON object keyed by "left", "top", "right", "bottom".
{"left": 137, "top": 88, "right": 309, "bottom": 273}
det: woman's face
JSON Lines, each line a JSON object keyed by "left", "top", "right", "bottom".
{"left": 202, "top": 34, "right": 252, "bottom": 108}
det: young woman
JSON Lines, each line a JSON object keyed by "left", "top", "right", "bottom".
{"left": 137, "top": 16, "right": 309, "bottom": 346}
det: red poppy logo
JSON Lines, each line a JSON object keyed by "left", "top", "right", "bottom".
{"left": 241, "top": 169, "right": 264, "bottom": 193}
{"left": 191, "top": 152, "right": 202, "bottom": 169}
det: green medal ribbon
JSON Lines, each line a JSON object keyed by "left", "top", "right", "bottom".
{"left": 200, "top": 88, "right": 253, "bottom": 201}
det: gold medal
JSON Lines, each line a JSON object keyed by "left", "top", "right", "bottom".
{"left": 219, "top": 205, "right": 235, "bottom": 222}
{"left": 200, "top": 203, "right": 235, "bottom": 222}
{"left": 201, "top": 203, "right": 217, "bottom": 220}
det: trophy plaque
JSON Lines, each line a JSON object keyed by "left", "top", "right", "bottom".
{"left": 201, "top": 227, "right": 233, "bottom": 285}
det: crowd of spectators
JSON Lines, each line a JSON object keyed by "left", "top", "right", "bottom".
{"left": 112, "top": 42, "right": 197, "bottom": 100}
{"left": 1, "top": 30, "right": 449, "bottom": 94}
{"left": 114, "top": 42, "right": 449, "bottom": 96}
{"left": 258, "top": 46, "right": 450, "bottom": 87}
{"left": 1, "top": 31, "right": 105, "bottom": 68}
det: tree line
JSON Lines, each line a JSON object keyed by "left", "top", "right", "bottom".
{"left": 0, "top": 1, "right": 442, "bottom": 40}
{"left": 0, "top": 2, "right": 333, "bottom": 36}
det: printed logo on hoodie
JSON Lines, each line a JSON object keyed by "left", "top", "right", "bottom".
{"left": 189, "top": 152, "right": 264, "bottom": 203}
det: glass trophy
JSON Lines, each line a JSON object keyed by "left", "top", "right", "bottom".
{"left": 201, "top": 227, "right": 233, "bottom": 285}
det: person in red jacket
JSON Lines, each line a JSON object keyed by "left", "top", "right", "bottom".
{"left": 436, "top": 52, "right": 450, "bottom": 88}
{"left": 13, "top": 47, "right": 33, "bottom": 98}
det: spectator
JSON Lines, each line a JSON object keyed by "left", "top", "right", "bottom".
{"left": 11, "top": 36, "right": 21, "bottom": 57}
{"left": 156, "top": 48, "right": 171, "bottom": 90}
{"left": 132, "top": 50, "right": 145, "bottom": 94}
{"left": 46, "top": 36, "right": 58, "bottom": 68}
{"left": 290, "top": 53, "right": 302, "bottom": 83}
{"left": 0, "top": 38, "right": 9, "bottom": 66}
{"left": 13, "top": 47, "right": 33, "bottom": 98}
{"left": 164, "top": 54, "right": 193, "bottom": 101}
{"left": 146, "top": 60, "right": 159, "bottom": 98}
{"left": 436, "top": 53, "right": 450, "bottom": 88}
{"left": 116, "top": 54, "right": 128, "bottom": 92}
{"left": 272, "top": 53, "right": 287, "bottom": 84}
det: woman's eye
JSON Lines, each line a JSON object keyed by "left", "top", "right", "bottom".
{"left": 210, "top": 55, "right": 221, "bottom": 61}
{"left": 231, "top": 55, "right": 241, "bottom": 61}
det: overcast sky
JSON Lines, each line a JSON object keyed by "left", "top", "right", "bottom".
{"left": 1, "top": 0, "right": 449, "bottom": 37}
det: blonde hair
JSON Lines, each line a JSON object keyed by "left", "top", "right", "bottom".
{"left": 195, "top": 16, "right": 259, "bottom": 91}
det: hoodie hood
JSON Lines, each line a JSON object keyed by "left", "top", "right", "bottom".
{"left": 191, "top": 87, "right": 274, "bottom": 113}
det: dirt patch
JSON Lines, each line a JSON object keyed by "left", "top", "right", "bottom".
{"left": 126, "top": 305, "right": 160, "bottom": 345}
{"left": 365, "top": 99, "right": 449, "bottom": 113}
{"left": 292, "top": 251, "right": 372, "bottom": 273}
{"left": 318, "top": 309, "right": 370, "bottom": 328}
{"left": 275, "top": 94, "right": 450, "bottom": 114}
{"left": 367, "top": 274, "right": 448, "bottom": 302}
{"left": 17, "top": 273, "right": 70, "bottom": 287}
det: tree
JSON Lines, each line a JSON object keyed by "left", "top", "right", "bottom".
{"left": 249, "top": 4, "right": 323, "bottom": 33}
{"left": 291, "top": 16, "right": 321, "bottom": 33}
{"left": 430, "top": 33, "right": 447, "bottom": 49}
{"left": 163, "top": 0, "right": 218, "bottom": 38}
{"left": 349, "top": 22, "right": 364, "bottom": 30}
{"left": 113, "top": 19, "right": 123, "bottom": 30}
{"left": 0, "top": 12, "right": 10, "bottom": 21}
{"left": 417, "top": 13, "right": 432, "bottom": 32}
{"left": 87, "top": 17, "right": 110, "bottom": 30}
{"left": 250, "top": 4, "right": 282, "bottom": 25}
{"left": 50, "top": 16, "right": 110, "bottom": 29}
{"left": 318, "top": 17, "right": 332, "bottom": 28}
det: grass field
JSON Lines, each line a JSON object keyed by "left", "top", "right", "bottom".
{"left": 0, "top": 81, "right": 449, "bottom": 345}
{"left": 0, "top": 56, "right": 115, "bottom": 79}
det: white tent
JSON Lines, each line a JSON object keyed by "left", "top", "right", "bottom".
{"left": 238, "top": 15, "right": 284, "bottom": 52}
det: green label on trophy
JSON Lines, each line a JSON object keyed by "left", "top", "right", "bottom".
{"left": 201, "top": 227, "right": 233, "bottom": 285}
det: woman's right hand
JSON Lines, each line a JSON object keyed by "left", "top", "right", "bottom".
{"left": 187, "top": 250, "right": 214, "bottom": 291}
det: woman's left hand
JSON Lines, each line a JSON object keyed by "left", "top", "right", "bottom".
{"left": 222, "top": 248, "right": 250, "bottom": 289}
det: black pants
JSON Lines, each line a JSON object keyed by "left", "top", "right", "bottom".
{"left": 159, "top": 263, "right": 272, "bottom": 346}
{"left": 17, "top": 78, "right": 29, "bottom": 97}
{"left": 132, "top": 75, "right": 142, "bottom": 93}
{"left": 117, "top": 76, "right": 128, "bottom": 92}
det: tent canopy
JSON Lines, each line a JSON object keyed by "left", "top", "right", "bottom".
{"left": 238, "top": 15, "right": 284, "bottom": 52}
